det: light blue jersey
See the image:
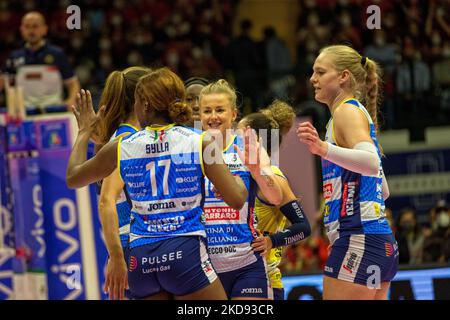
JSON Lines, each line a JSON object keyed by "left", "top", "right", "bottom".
{"left": 110, "top": 123, "right": 138, "bottom": 249}
{"left": 203, "top": 135, "right": 258, "bottom": 273}
{"left": 322, "top": 99, "right": 392, "bottom": 245}
{"left": 118, "top": 124, "right": 206, "bottom": 249}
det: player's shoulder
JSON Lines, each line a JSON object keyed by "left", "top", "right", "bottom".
{"left": 9, "top": 48, "right": 26, "bottom": 59}
{"left": 271, "top": 165, "right": 286, "bottom": 178}
{"left": 120, "top": 129, "right": 147, "bottom": 144}
{"left": 172, "top": 125, "right": 202, "bottom": 139}
{"left": 334, "top": 100, "right": 366, "bottom": 123}
{"left": 44, "top": 42, "right": 66, "bottom": 55}
{"left": 174, "top": 125, "right": 202, "bottom": 134}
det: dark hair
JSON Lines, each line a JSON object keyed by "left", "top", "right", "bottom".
{"left": 184, "top": 77, "right": 209, "bottom": 88}
{"left": 98, "top": 66, "right": 151, "bottom": 144}
{"left": 242, "top": 100, "right": 295, "bottom": 156}
{"left": 136, "top": 67, "right": 192, "bottom": 124}
{"left": 263, "top": 26, "right": 276, "bottom": 38}
{"left": 240, "top": 19, "right": 252, "bottom": 32}
{"left": 396, "top": 208, "right": 421, "bottom": 241}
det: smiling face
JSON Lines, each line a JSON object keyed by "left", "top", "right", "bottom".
{"left": 310, "top": 53, "right": 343, "bottom": 105}
{"left": 200, "top": 93, "right": 237, "bottom": 136}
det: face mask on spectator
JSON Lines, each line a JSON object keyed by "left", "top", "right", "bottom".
{"left": 436, "top": 211, "right": 450, "bottom": 228}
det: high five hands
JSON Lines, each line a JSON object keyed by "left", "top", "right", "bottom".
{"left": 70, "top": 89, "right": 105, "bottom": 144}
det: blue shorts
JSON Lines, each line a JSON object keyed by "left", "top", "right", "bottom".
{"left": 324, "top": 234, "right": 399, "bottom": 288}
{"left": 218, "top": 255, "right": 273, "bottom": 299}
{"left": 127, "top": 236, "right": 217, "bottom": 299}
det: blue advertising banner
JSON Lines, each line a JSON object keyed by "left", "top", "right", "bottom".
{"left": 34, "top": 115, "right": 104, "bottom": 300}
{"left": 6, "top": 121, "right": 47, "bottom": 299}
{"left": 0, "top": 120, "right": 14, "bottom": 250}
{"left": 382, "top": 148, "right": 450, "bottom": 215}
{"left": 0, "top": 248, "right": 14, "bottom": 300}
{"left": 35, "top": 118, "right": 87, "bottom": 300}
{"left": 282, "top": 266, "right": 450, "bottom": 300}
{"left": 87, "top": 142, "right": 108, "bottom": 300}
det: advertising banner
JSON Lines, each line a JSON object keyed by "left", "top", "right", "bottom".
{"left": 383, "top": 148, "right": 450, "bottom": 215}
{"left": 283, "top": 266, "right": 450, "bottom": 300}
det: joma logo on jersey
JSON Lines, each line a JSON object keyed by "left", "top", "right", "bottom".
{"left": 147, "top": 201, "right": 176, "bottom": 212}
{"left": 241, "top": 288, "right": 263, "bottom": 294}
{"left": 146, "top": 142, "right": 169, "bottom": 154}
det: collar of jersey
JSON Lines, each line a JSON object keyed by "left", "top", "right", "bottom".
{"left": 224, "top": 134, "right": 237, "bottom": 152}
{"left": 145, "top": 123, "right": 175, "bottom": 131}
{"left": 119, "top": 123, "right": 139, "bottom": 131}
{"left": 327, "top": 97, "right": 357, "bottom": 129}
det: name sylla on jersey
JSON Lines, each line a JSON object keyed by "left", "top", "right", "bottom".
{"left": 146, "top": 142, "right": 169, "bottom": 154}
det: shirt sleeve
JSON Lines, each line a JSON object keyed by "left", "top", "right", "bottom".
{"left": 54, "top": 50, "right": 75, "bottom": 80}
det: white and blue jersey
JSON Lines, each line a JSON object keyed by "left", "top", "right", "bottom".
{"left": 110, "top": 124, "right": 138, "bottom": 249}
{"left": 322, "top": 98, "right": 392, "bottom": 245}
{"left": 118, "top": 124, "right": 206, "bottom": 250}
{"left": 203, "top": 135, "right": 259, "bottom": 273}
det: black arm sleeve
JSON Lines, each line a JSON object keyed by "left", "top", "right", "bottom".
{"left": 269, "top": 200, "right": 311, "bottom": 248}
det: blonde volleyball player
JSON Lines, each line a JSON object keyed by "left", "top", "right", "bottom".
{"left": 199, "top": 80, "right": 283, "bottom": 300}
{"left": 237, "top": 100, "right": 311, "bottom": 300}
{"left": 66, "top": 68, "right": 249, "bottom": 300}
{"left": 297, "top": 45, "right": 397, "bottom": 300}
{"left": 95, "top": 67, "right": 151, "bottom": 300}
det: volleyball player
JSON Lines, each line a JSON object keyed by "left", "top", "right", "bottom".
{"left": 199, "top": 80, "right": 283, "bottom": 300}
{"left": 237, "top": 100, "right": 311, "bottom": 300}
{"left": 297, "top": 45, "right": 397, "bottom": 300}
{"left": 66, "top": 68, "right": 249, "bottom": 300}
{"left": 96, "top": 66, "right": 151, "bottom": 300}
{"left": 184, "top": 77, "right": 209, "bottom": 127}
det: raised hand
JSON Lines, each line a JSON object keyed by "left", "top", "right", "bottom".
{"left": 297, "top": 122, "right": 328, "bottom": 157}
{"left": 70, "top": 89, "right": 105, "bottom": 139}
{"left": 234, "top": 126, "right": 266, "bottom": 174}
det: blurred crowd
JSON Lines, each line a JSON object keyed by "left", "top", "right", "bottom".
{"left": 293, "top": 0, "right": 450, "bottom": 136}
{"left": 2, "top": 0, "right": 449, "bottom": 134}
{"left": 280, "top": 199, "right": 450, "bottom": 274}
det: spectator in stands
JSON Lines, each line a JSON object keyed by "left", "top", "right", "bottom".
{"left": 1, "top": 11, "right": 80, "bottom": 111}
{"left": 364, "top": 30, "right": 398, "bottom": 129}
{"left": 395, "top": 208, "right": 425, "bottom": 265}
{"left": 225, "top": 19, "right": 264, "bottom": 112}
{"left": 432, "top": 41, "right": 450, "bottom": 119}
{"left": 262, "top": 26, "right": 293, "bottom": 101}
{"left": 423, "top": 201, "right": 450, "bottom": 263}
{"left": 396, "top": 37, "right": 431, "bottom": 136}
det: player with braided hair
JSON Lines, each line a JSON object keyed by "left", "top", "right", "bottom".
{"left": 297, "top": 45, "right": 397, "bottom": 300}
